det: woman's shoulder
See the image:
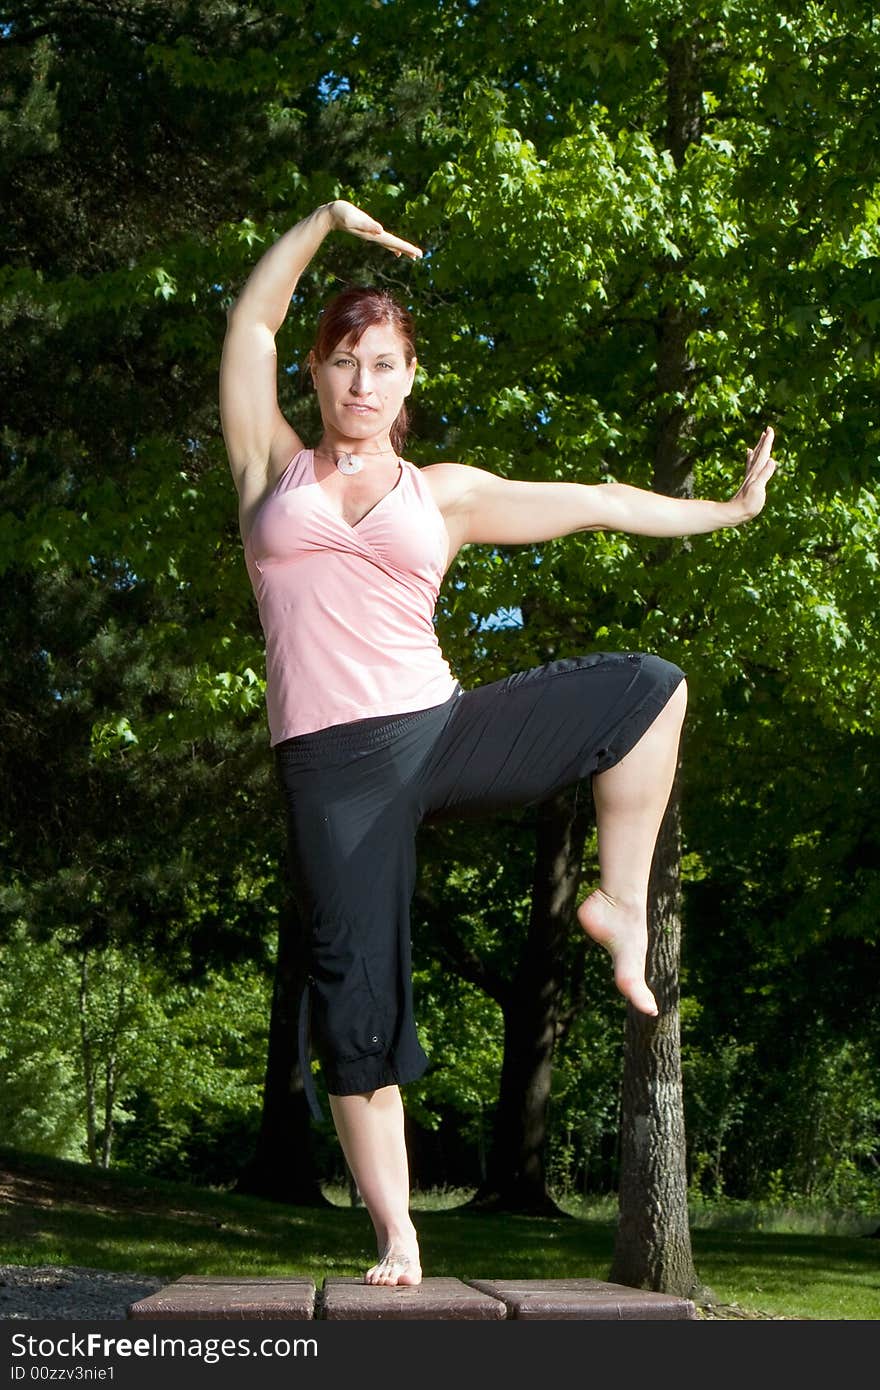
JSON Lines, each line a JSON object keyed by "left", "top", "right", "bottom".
{"left": 418, "top": 459, "right": 514, "bottom": 520}
{"left": 415, "top": 459, "right": 474, "bottom": 512}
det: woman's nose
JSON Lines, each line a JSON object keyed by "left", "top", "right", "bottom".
{"left": 350, "top": 369, "right": 373, "bottom": 395}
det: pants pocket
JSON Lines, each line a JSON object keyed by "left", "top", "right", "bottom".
{"left": 312, "top": 953, "right": 391, "bottom": 1065}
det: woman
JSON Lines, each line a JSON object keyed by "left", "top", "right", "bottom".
{"left": 219, "top": 199, "right": 777, "bottom": 1287}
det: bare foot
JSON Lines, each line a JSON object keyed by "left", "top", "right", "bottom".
{"left": 364, "top": 1222, "right": 422, "bottom": 1286}
{"left": 365, "top": 1246, "right": 422, "bottom": 1287}
{"left": 577, "top": 888, "right": 658, "bottom": 1016}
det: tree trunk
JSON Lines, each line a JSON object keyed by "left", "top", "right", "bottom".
{"left": 609, "top": 26, "right": 706, "bottom": 1296}
{"left": 101, "top": 980, "right": 126, "bottom": 1170}
{"left": 234, "top": 895, "right": 328, "bottom": 1206}
{"left": 78, "top": 954, "right": 97, "bottom": 1167}
{"left": 610, "top": 778, "right": 701, "bottom": 1295}
{"left": 470, "top": 786, "right": 592, "bottom": 1213}
{"left": 102, "top": 1049, "right": 116, "bottom": 1170}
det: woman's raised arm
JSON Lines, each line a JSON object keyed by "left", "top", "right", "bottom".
{"left": 219, "top": 201, "right": 422, "bottom": 528}
{"left": 427, "top": 427, "right": 778, "bottom": 552}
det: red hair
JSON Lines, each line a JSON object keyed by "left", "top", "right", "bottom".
{"left": 312, "top": 287, "right": 417, "bottom": 454}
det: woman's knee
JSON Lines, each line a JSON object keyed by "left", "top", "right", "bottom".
{"left": 659, "top": 676, "right": 688, "bottom": 735}
{"left": 641, "top": 655, "right": 687, "bottom": 714}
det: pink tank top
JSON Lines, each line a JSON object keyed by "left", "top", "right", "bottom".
{"left": 243, "top": 449, "right": 458, "bottom": 743}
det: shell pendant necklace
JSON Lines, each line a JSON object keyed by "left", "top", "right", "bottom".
{"left": 336, "top": 452, "right": 364, "bottom": 475}
{"left": 315, "top": 444, "right": 399, "bottom": 476}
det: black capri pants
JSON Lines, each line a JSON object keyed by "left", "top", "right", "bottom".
{"left": 274, "top": 652, "right": 685, "bottom": 1117}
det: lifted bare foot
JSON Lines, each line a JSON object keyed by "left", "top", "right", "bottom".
{"left": 364, "top": 1245, "right": 422, "bottom": 1287}
{"left": 577, "top": 888, "right": 658, "bottom": 1016}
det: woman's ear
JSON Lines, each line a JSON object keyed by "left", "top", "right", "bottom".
{"left": 405, "top": 356, "right": 417, "bottom": 398}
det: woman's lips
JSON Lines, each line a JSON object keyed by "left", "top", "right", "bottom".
{"left": 344, "top": 403, "right": 377, "bottom": 413}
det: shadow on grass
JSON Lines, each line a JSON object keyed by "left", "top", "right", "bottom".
{"left": 0, "top": 1145, "right": 616, "bottom": 1286}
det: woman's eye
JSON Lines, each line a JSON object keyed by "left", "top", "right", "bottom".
{"left": 377, "top": 362, "right": 394, "bottom": 370}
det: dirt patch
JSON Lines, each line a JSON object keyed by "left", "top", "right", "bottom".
{"left": 696, "top": 1301, "right": 803, "bottom": 1320}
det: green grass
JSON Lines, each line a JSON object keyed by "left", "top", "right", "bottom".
{"left": 2, "top": 1148, "right": 878, "bottom": 1320}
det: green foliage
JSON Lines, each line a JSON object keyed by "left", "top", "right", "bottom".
{"left": 410, "top": 965, "right": 504, "bottom": 1133}
{"left": 684, "top": 1035, "right": 753, "bottom": 1199}
{"left": 0, "top": 923, "right": 271, "bottom": 1182}
{"left": 0, "top": 929, "right": 82, "bottom": 1158}
{"left": 545, "top": 1003, "right": 624, "bottom": 1199}
{"left": 112, "top": 959, "right": 271, "bottom": 1183}
{"left": 755, "top": 1039, "right": 880, "bottom": 1208}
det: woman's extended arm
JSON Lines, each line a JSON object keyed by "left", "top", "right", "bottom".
{"left": 427, "top": 427, "right": 778, "bottom": 550}
{"left": 219, "top": 201, "right": 421, "bottom": 523}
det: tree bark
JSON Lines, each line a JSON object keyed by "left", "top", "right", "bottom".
{"left": 101, "top": 980, "right": 125, "bottom": 1170}
{"left": 470, "top": 786, "right": 592, "bottom": 1213}
{"left": 78, "top": 954, "right": 97, "bottom": 1167}
{"left": 102, "top": 1050, "right": 116, "bottom": 1170}
{"left": 234, "top": 894, "right": 328, "bottom": 1206}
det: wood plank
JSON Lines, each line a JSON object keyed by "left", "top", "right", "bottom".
{"left": 467, "top": 1277, "right": 697, "bottom": 1320}
{"left": 319, "top": 1276, "right": 506, "bottom": 1321}
{"left": 127, "top": 1275, "right": 316, "bottom": 1320}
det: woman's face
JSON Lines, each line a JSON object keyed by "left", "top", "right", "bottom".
{"left": 310, "top": 322, "right": 416, "bottom": 445}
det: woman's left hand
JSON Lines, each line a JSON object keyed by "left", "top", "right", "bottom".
{"left": 726, "top": 426, "right": 778, "bottom": 522}
{"left": 329, "top": 199, "right": 423, "bottom": 260}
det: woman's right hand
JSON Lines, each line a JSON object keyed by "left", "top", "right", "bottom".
{"left": 327, "top": 199, "right": 423, "bottom": 260}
